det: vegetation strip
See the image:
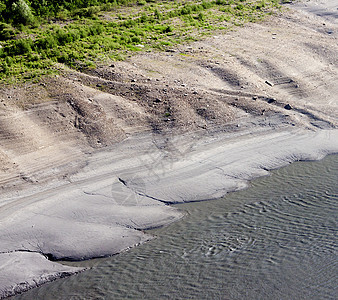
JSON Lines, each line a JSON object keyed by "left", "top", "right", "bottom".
{"left": 0, "top": 0, "right": 280, "bottom": 82}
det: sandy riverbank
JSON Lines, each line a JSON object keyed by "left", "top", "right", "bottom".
{"left": 1, "top": 128, "right": 338, "bottom": 299}
{"left": 0, "top": 0, "right": 337, "bottom": 298}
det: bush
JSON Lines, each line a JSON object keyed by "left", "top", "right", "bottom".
{"left": 201, "top": 1, "right": 212, "bottom": 9}
{"left": 12, "top": 0, "right": 35, "bottom": 25}
{"left": 55, "top": 29, "right": 80, "bottom": 45}
{"left": 154, "top": 9, "right": 162, "bottom": 20}
{"left": 89, "top": 23, "right": 104, "bottom": 35}
{"left": 0, "top": 0, "right": 282, "bottom": 82}
{"left": 162, "top": 25, "right": 172, "bottom": 33}
{"left": 139, "top": 13, "right": 148, "bottom": 23}
{"left": 197, "top": 12, "right": 205, "bottom": 21}
{"left": 12, "top": 38, "right": 33, "bottom": 54}
{"left": 0, "top": 22, "right": 16, "bottom": 40}
{"left": 36, "top": 35, "right": 57, "bottom": 50}
{"left": 256, "top": 1, "right": 266, "bottom": 9}
{"left": 57, "top": 52, "right": 68, "bottom": 63}
{"left": 1, "top": 61, "right": 9, "bottom": 74}
{"left": 73, "top": 6, "right": 100, "bottom": 18}
{"left": 131, "top": 36, "right": 141, "bottom": 43}
{"left": 0, "top": 1, "right": 6, "bottom": 16}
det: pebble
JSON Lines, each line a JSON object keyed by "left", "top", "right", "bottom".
{"left": 284, "top": 104, "right": 292, "bottom": 110}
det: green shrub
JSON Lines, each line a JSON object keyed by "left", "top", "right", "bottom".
{"left": 1, "top": 61, "right": 9, "bottom": 74}
{"left": 162, "top": 25, "right": 172, "bottom": 33}
{"left": 89, "top": 23, "right": 104, "bottom": 35}
{"left": 122, "top": 19, "right": 137, "bottom": 28}
{"left": 197, "top": 12, "right": 205, "bottom": 21}
{"left": 154, "top": 9, "right": 162, "bottom": 20}
{"left": 201, "top": 1, "right": 212, "bottom": 9}
{"left": 36, "top": 35, "right": 57, "bottom": 50}
{"left": 105, "top": 40, "right": 121, "bottom": 50}
{"left": 256, "top": 1, "right": 266, "bottom": 9}
{"left": 12, "top": 0, "right": 35, "bottom": 25}
{"left": 12, "top": 38, "right": 33, "bottom": 54}
{"left": 131, "top": 36, "right": 141, "bottom": 43}
{"left": 0, "top": 1, "right": 6, "bottom": 15}
{"left": 137, "top": 0, "right": 146, "bottom": 5}
{"left": 55, "top": 29, "right": 80, "bottom": 45}
{"left": 73, "top": 6, "right": 100, "bottom": 18}
{"left": 57, "top": 52, "right": 68, "bottom": 63}
{"left": 27, "top": 52, "right": 40, "bottom": 61}
{"left": 0, "top": 22, "right": 16, "bottom": 40}
{"left": 180, "top": 5, "right": 192, "bottom": 15}
{"left": 139, "top": 13, "right": 148, "bottom": 23}
{"left": 5, "top": 56, "right": 13, "bottom": 65}
{"left": 0, "top": 0, "right": 281, "bottom": 82}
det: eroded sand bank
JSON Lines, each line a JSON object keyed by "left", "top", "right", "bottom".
{"left": 0, "top": 0, "right": 337, "bottom": 298}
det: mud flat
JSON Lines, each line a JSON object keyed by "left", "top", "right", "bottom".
{"left": 0, "top": 0, "right": 337, "bottom": 298}
{"left": 1, "top": 127, "right": 338, "bottom": 299}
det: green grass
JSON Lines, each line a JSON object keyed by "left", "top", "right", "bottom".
{"left": 0, "top": 0, "right": 281, "bottom": 83}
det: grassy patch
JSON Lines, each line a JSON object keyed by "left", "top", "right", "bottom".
{"left": 0, "top": 0, "right": 281, "bottom": 83}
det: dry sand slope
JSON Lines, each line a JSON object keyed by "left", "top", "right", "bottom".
{"left": 0, "top": 0, "right": 337, "bottom": 298}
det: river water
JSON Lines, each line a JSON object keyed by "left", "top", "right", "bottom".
{"left": 15, "top": 155, "right": 337, "bottom": 299}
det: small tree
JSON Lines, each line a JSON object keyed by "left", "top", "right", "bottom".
{"left": 12, "top": 0, "right": 35, "bottom": 25}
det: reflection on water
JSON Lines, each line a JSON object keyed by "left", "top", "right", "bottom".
{"left": 15, "top": 155, "right": 338, "bottom": 299}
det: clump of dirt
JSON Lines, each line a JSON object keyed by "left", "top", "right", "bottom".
{"left": 65, "top": 93, "right": 126, "bottom": 147}
{"left": 0, "top": 150, "right": 12, "bottom": 172}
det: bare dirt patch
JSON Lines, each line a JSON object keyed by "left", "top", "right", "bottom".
{"left": 0, "top": 0, "right": 337, "bottom": 198}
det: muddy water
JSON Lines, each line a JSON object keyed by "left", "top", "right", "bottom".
{"left": 15, "top": 155, "right": 337, "bottom": 299}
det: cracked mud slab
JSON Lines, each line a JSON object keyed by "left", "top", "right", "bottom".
{"left": 0, "top": 252, "right": 84, "bottom": 299}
